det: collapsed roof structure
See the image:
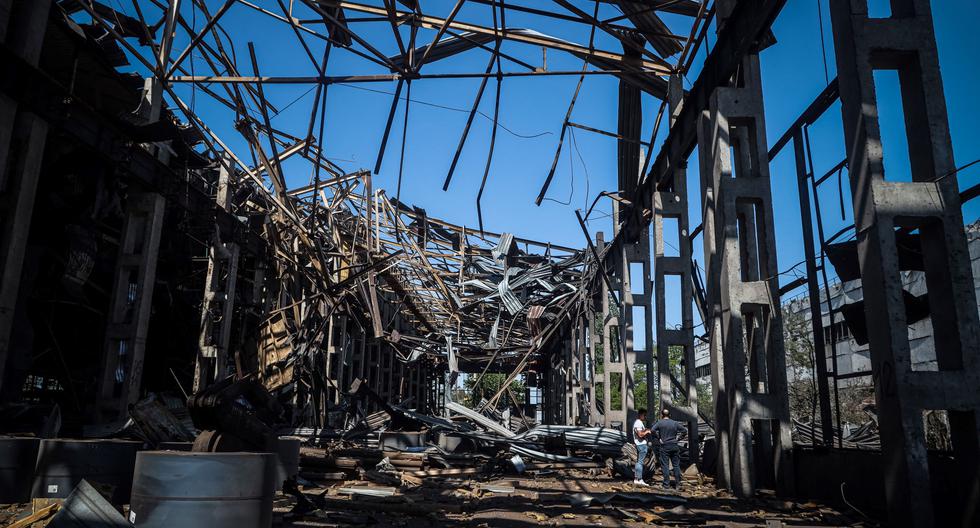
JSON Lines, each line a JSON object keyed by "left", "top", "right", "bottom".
{"left": 1, "top": 0, "right": 979, "bottom": 527}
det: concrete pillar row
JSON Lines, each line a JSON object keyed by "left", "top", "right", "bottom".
{"left": 0, "top": 0, "right": 52, "bottom": 399}
{"left": 829, "top": 1, "right": 980, "bottom": 525}
{"left": 697, "top": 51, "right": 794, "bottom": 497}
{"left": 654, "top": 74, "right": 700, "bottom": 469}
{"left": 96, "top": 193, "right": 166, "bottom": 421}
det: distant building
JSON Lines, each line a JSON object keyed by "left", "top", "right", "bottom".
{"left": 694, "top": 221, "right": 980, "bottom": 385}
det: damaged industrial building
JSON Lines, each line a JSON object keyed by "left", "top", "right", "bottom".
{"left": 1, "top": 0, "right": 978, "bottom": 526}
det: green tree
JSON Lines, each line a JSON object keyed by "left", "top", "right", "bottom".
{"left": 783, "top": 306, "right": 819, "bottom": 425}
{"left": 462, "top": 373, "right": 525, "bottom": 408}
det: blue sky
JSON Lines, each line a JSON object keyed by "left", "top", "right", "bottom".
{"left": 103, "top": 0, "right": 979, "bottom": 337}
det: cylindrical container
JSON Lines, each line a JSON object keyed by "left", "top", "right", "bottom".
{"left": 0, "top": 437, "right": 40, "bottom": 503}
{"left": 157, "top": 441, "right": 193, "bottom": 451}
{"left": 130, "top": 451, "right": 276, "bottom": 528}
{"left": 275, "top": 437, "right": 301, "bottom": 490}
{"left": 31, "top": 439, "right": 141, "bottom": 504}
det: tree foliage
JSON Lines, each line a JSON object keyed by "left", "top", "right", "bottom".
{"left": 462, "top": 373, "right": 525, "bottom": 409}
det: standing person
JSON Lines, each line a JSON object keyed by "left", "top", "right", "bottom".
{"left": 652, "top": 408, "right": 687, "bottom": 488}
{"left": 632, "top": 408, "right": 650, "bottom": 486}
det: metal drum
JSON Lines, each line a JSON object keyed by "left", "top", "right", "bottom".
{"left": 130, "top": 451, "right": 276, "bottom": 528}
{"left": 31, "top": 439, "right": 141, "bottom": 504}
{"left": 275, "top": 437, "right": 301, "bottom": 490}
{"left": 156, "top": 441, "right": 193, "bottom": 451}
{"left": 0, "top": 437, "right": 40, "bottom": 503}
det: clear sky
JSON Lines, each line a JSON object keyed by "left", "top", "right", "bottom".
{"left": 105, "top": 0, "right": 980, "bottom": 337}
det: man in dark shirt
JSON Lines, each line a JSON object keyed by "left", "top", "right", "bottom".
{"left": 652, "top": 408, "right": 687, "bottom": 488}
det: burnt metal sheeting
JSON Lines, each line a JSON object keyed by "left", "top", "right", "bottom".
{"left": 825, "top": 233, "right": 926, "bottom": 282}
{"left": 47, "top": 479, "right": 130, "bottom": 528}
{"left": 610, "top": 1, "right": 685, "bottom": 57}
{"left": 838, "top": 290, "right": 931, "bottom": 346}
{"left": 596, "top": 0, "right": 703, "bottom": 17}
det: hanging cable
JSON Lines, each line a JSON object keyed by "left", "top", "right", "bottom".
{"left": 816, "top": 0, "right": 831, "bottom": 85}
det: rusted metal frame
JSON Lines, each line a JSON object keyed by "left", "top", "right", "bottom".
{"left": 383, "top": 198, "right": 458, "bottom": 311}
{"left": 166, "top": 0, "right": 234, "bottom": 78}
{"left": 481, "top": 293, "right": 588, "bottom": 410}
{"left": 297, "top": 0, "right": 404, "bottom": 73}
{"left": 637, "top": 96, "right": 668, "bottom": 191}
{"left": 305, "top": 44, "right": 334, "bottom": 234}
{"left": 675, "top": 1, "right": 712, "bottom": 74}
{"left": 169, "top": 69, "right": 670, "bottom": 83}
{"left": 247, "top": 42, "right": 293, "bottom": 208}
{"left": 363, "top": 171, "right": 385, "bottom": 339}
{"left": 471, "top": 315, "right": 519, "bottom": 388}
{"left": 442, "top": 27, "right": 537, "bottom": 72}
{"left": 303, "top": 41, "right": 333, "bottom": 158}
{"left": 379, "top": 273, "right": 437, "bottom": 334}
{"left": 468, "top": 0, "right": 680, "bottom": 36}
{"left": 574, "top": 211, "right": 619, "bottom": 327}
{"left": 392, "top": 206, "right": 580, "bottom": 252}
{"left": 599, "top": 0, "right": 701, "bottom": 20}
{"left": 267, "top": 132, "right": 343, "bottom": 179}
{"left": 155, "top": 1, "right": 247, "bottom": 117}
{"left": 182, "top": 0, "right": 273, "bottom": 117}
{"left": 373, "top": 79, "right": 404, "bottom": 174}
{"left": 414, "top": 0, "right": 468, "bottom": 72}
{"left": 394, "top": 79, "right": 412, "bottom": 204}
{"left": 75, "top": 1, "right": 259, "bottom": 173}
{"left": 506, "top": 386, "right": 531, "bottom": 427}
{"left": 157, "top": 0, "right": 182, "bottom": 73}
{"left": 474, "top": 0, "right": 505, "bottom": 234}
{"left": 128, "top": 3, "right": 249, "bottom": 158}
{"left": 534, "top": 0, "right": 600, "bottom": 206}
{"left": 254, "top": 120, "right": 345, "bottom": 176}
{"left": 237, "top": 0, "right": 325, "bottom": 39}
{"left": 275, "top": 0, "right": 328, "bottom": 75}
{"left": 127, "top": 0, "right": 167, "bottom": 73}
{"left": 162, "top": 86, "right": 306, "bottom": 230}
{"left": 325, "top": 1, "right": 672, "bottom": 73}
{"left": 623, "top": 0, "right": 789, "bottom": 243}
{"left": 791, "top": 127, "right": 834, "bottom": 446}
{"left": 566, "top": 121, "right": 651, "bottom": 147}
{"left": 550, "top": 0, "right": 673, "bottom": 68}
{"left": 381, "top": 0, "right": 408, "bottom": 59}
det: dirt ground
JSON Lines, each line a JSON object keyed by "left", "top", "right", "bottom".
{"left": 275, "top": 469, "right": 874, "bottom": 527}
{"left": 1, "top": 469, "right": 874, "bottom": 527}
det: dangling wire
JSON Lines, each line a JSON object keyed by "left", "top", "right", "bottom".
{"left": 816, "top": 0, "right": 831, "bottom": 85}
{"left": 475, "top": 0, "right": 506, "bottom": 235}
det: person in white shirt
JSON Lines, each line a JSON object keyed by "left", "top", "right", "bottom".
{"left": 632, "top": 408, "right": 650, "bottom": 486}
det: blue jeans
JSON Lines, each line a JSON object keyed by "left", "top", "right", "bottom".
{"left": 659, "top": 443, "right": 681, "bottom": 486}
{"left": 634, "top": 442, "right": 648, "bottom": 480}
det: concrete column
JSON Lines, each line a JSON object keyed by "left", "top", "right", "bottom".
{"left": 573, "top": 313, "right": 590, "bottom": 425}
{"left": 0, "top": 0, "right": 51, "bottom": 398}
{"left": 96, "top": 193, "right": 166, "bottom": 421}
{"left": 612, "top": 65, "right": 652, "bottom": 432}
{"left": 654, "top": 74, "right": 700, "bottom": 467}
{"left": 697, "top": 53, "right": 794, "bottom": 496}
{"left": 596, "top": 232, "right": 629, "bottom": 430}
{"left": 830, "top": 1, "right": 980, "bottom": 525}
{"left": 614, "top": 209, "right": 652, "bottom": 426}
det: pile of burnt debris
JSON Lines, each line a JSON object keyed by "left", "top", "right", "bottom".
{"left": 1, "top": 375, "right": 872, "bottom": 527}
{"left": 0, "top": 375, "right": 698, "bottom": 527}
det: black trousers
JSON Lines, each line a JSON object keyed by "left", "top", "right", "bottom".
{"left": 659, "top": 443, "right": 681, "bottom": 485}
